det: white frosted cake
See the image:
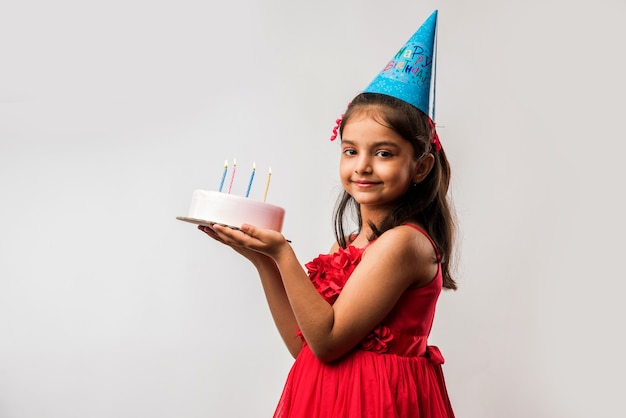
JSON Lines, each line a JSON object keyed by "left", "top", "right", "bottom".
{"left": 177, "top": 190, "right": 285, "bottom": 232}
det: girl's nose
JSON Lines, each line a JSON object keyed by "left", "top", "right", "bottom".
{"left": 354, "top": 155, "right": 372, "bottom": 174}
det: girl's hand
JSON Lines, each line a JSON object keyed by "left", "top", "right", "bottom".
{"left": 197, "top": 224, "right": 274, "bottom": 266}
{"left": 209, "top": 223, "right": 290, "bottom": 260}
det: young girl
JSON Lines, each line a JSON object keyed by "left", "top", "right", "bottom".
{"left": 199, "top": 10, "right": 456, "bottom": 418}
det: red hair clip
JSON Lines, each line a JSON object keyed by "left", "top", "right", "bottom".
{"left": 428, "top": 118, "right": 442, "bottom": 152}
{"left": 329, "top": 103, "right": 351, "bottom": 141}
{"left": 330, "top": 115, "right": 343, "bottom": 141}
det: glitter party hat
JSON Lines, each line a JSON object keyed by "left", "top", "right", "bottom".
{"left": 363, "top": 10, "right": 438, "bottom": 118}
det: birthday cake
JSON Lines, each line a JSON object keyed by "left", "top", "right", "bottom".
{"left": 177, "top": 190, "right": 285, "bottom": 232}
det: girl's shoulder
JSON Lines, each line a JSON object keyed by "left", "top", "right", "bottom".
{"left": 328, "top": 225, "right": 437, "bottom": 262}
{"left": 353, "top": 225, "right": 438, "bottom": 288}
{"left": 364, "top": 224, "right": 439, "bottom": 265}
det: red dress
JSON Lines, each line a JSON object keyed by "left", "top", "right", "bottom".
{"left": 273, "top": 225, "right": 455, "bottom": 418}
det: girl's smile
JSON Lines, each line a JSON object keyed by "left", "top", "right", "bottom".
{"left": 352, "top": 179, "right": 381, "bottom": 188}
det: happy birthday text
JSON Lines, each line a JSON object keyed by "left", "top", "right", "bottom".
{"left": 382, "top": 44, "right": 432, "bottom": 86}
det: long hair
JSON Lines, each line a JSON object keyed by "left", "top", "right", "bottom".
{"left": 333, "top": 93, "right": 457, "bottom": 290}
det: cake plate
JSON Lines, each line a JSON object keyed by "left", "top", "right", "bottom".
{"left": 176, "top": 216, "right": 241, "bottom": 231}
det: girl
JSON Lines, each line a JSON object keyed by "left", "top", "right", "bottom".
{"left": 199, "top": 10, "right": 456, "bottom": 418}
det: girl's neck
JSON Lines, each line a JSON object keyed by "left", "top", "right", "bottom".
{"left": 352, "top": 207, "right": 388, "bottom": 246}
{"left": 357, "top": 204, "right": 423, "bottom": 242}
{"left": 360, "top": 205, "right": 392, "bottom": 229}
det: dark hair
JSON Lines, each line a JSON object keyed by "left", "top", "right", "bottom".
{"left": 333, "top": 93, "right": 457, "bottom": 290}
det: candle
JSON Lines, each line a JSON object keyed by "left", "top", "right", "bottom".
{"left": 227, "top": 158, "right": 237, "bottom": 194}
{"left": 245, "top": 162, "right": 256, "bottom": 198}
{"left": 263, "top": 166, "right": 272, "bottom": 202}
{"left": 218, "top": 160, "right": 228, "bottom": 192}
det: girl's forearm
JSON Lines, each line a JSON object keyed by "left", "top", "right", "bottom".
{"left": 273, "top": 246, "right": 337, "bottom": 360}
{"left": 253, "top": 257, "right": 303, "bottom": 358}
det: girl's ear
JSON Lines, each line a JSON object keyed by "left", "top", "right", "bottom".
{"left": 413, "top": 153, "right": 435, "bottom": 184}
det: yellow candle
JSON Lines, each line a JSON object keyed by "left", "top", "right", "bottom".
{"left": 263, "top": 166, "right": 272, "bottom": 202}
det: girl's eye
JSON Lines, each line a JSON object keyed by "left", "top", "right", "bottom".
{"left": 376, "top": 150, "right": 393, "bottom": 157}
{"left": 343, "top": 149, "right": 357, "bottom": 156}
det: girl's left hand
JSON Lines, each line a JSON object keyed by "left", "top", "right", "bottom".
{"left": 211, "top": 223, "right": 289, "bottom": 259}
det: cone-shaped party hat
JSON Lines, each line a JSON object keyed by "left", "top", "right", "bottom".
{"left": 363, "top": 10, "right": 438, "bottom": 118}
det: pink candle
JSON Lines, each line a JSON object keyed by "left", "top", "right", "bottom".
{"left": 227, "top": 158, "right": 237, "bottom": 194}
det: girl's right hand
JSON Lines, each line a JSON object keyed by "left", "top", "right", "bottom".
{"left": 197, "top": 225, "right": 274, "bottom": 267}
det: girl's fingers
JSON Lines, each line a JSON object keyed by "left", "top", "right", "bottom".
{"left": 198, "top": 225, "right": 230, "bottom": 244}
{"left": 212, "top": 224, "right": 247, "bottom": 245}
{"left": 240, "top": 223, "right": 258, "bottom": 239}
{"left": 211, "top": 223, "right": 283, "bottom": 256}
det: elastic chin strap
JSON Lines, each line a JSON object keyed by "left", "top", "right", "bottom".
{"left": 429, "top": 18, "right": 441, "bottom": 153}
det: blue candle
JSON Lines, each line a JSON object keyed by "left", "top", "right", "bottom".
{"left": 218, "top": 160, "right": 228, "bottom": 192}
{"left": 245, "top": 162, "right": 256, "bottom": 198}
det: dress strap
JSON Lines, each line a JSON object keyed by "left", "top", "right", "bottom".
{"left": 403, "top": 224, "right": 441, "bottom": 261}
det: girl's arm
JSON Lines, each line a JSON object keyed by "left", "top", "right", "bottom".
{"left": 212, "top": 224, "right": 437, "bottom": 362}
{"left": 252, "top": 256, "right": 303, "bottom": 357}
{"left": 198, "top": 226, "right": 302, "bottom": 357}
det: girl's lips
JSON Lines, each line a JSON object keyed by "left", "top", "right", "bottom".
{"left": 353, "top": 180, "right": 379, "bottom": 187}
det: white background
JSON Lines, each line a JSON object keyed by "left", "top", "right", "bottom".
{"left": 1, "top": 0, "right": 625, "bottom": 417}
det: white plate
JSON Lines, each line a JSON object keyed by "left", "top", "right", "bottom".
{"left": 176, "top": 216, "right": 241, "bottom": 230}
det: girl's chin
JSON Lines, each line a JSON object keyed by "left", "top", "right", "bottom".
{"left": 350, "top": 192, "right": 406, "bottom": 208}
{"left": 352, "top": 198, "right": 396, "bottom": 211}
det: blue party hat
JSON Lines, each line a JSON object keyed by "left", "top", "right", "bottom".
{"left": 363, "top": 10, "right": 438, "bottom": 118}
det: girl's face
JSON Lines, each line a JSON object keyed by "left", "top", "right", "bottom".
{"left": 340, "top": 111, "right": 419, "bottom": 212}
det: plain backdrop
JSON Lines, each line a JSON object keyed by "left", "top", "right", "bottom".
{"left": 1, "top": 1, "right": 625, "bottom": 417}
